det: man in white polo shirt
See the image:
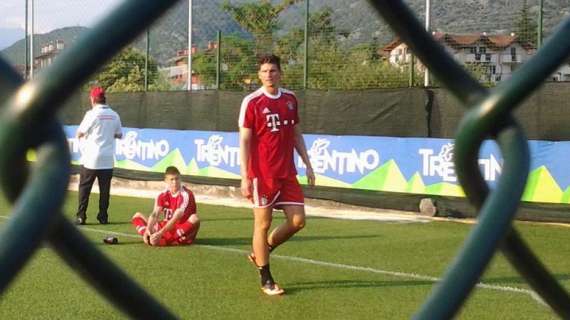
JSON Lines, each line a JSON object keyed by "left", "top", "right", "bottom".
{"left": 75, "top": 86, "right": 123, "bottom": 225}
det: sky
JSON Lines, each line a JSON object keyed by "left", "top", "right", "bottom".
{"left": 0, "top": 0, "right": 122, "bottom": 33}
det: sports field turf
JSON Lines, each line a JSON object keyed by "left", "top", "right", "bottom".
{"left": 0, "top": 192, "right": 568, "bottom": 319}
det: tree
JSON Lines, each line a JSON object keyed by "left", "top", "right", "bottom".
{"left": 191, "top": 35, "right": 258, "bottom": 90}
{"left": 218, "top": 5, "right": 416, "bottom": 90}
{"left": 221, "top": 0, "right": 302, "bottom": 54}
{"left": 515, "top": 0, "right": 537, "bottom": 47}
{"left": 274, "top": 7, "right": 413, "bottom": 89}
{"left": 93, "top": 47, "right": 166, "bottom": 92}
{"left": 191, "top": 51, "right": 217, "bottom": 89}
{"left": 218, "top": 35, "right": 258, "bottom": 90}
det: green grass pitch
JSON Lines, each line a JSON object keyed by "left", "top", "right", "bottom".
{"left": 0, "top": 192, "right": 568, "bottom": 319}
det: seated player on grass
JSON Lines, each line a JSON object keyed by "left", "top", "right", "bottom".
{"left": 131, "top": 166, "right": 200, "bottom": 246}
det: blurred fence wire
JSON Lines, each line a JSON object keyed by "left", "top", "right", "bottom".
{"left": 2, "top": 0, "right": 569, "bottom": 91}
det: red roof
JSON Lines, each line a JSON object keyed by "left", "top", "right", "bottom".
{"left": 381, "top": 38, "right": 402, "bottom": 56}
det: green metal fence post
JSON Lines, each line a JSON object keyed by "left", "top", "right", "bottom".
{"left": 538, "top": 0, "right": 544, "bottom": 49}
{"left": 216, "top": 30, "right": 221, "bottom": 89}
{"left": 145, "top": 28, "right": 150, "bottom": 91}
{"left": 409, "top": 53, "right": 415, "bottom": 87}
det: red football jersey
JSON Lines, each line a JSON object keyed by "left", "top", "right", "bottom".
{"left": 154, "top": 186, "right": 196, "bottom": 222}
{"left": 238, "top": 87, "right": 299, "bottom": 179}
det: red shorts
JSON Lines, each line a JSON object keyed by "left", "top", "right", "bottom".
{"left": 251, "top": 176, "right": 304, "bottom": 209}
{"left": 155, "top": 221, "right": 196, "bottom": 246}
{"left": 132, "top": 217, "right": 197, "bottom": 246}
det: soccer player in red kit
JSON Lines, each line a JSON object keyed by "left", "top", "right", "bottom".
{"left": 239, "top": 54, "right": 315, "bottom": 295}
{"left": 132, "top": 166, "right": 200, "bottom": 246}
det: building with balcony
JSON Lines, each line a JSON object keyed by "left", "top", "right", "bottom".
{"left": 35, "top": 40, "right": 65, "bottom": 70}
{"left": 161, "top": 41, "right": 219, "bottom": 90}
{"left": 382, "top": 32, "right": 536, "bottom": 83}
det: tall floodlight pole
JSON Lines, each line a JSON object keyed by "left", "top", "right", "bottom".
{"left": 537, "top": 0, "right": 544, "bottom": 48}
{"left": 424, "top": 0, "right": 431, "bottom": 87}
{"left": 187, "top": 0, "right": 192, "bottom": 91}
{"left": 29, "top": 0, "right": 35, "bottom": 80}
{"left": 25, "top": 0, "right": 29, "bottom": 79}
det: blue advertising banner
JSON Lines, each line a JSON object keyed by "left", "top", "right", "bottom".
{"left": 64, "top": 126, "right": 570, "bottom": 204}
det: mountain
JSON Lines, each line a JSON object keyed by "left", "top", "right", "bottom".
{"left": 2, "top": 0, "right": 569, "bottom": 67}
{"left": 144, "top": 0, "right": 570, "bottom": 63}
{"left": 0, "top": 26, "right": 87, "bottom": 66}
{"left": 0, "top": 0, "right": 249, "bottom": 67}
{"left": 140, "top": 0, "right": 250, "bottom": 66}
{"left": 0, "top": 27, "right": 24, "bottom": 50}
{"left": 280, "top": 0, "right": 570, "bottom": 44}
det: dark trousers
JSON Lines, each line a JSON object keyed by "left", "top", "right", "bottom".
{"left": 76, "top": 166, "right": 113, "bottom": 221}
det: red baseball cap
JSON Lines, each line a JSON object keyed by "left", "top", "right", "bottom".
{"left": 89, "top": 86, "right": 105, "bottom": 99}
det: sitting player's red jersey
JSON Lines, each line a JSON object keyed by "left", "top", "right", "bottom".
{"left": 155, "top": 185, "right": 196, "bottom": 222}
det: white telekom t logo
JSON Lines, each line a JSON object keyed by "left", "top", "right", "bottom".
{"left": 266, "top": 114, "right": 281, "bottom": 132}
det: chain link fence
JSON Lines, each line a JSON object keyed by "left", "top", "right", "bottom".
{"left": 1, "top": 0, "right": 569, "bottom": 91}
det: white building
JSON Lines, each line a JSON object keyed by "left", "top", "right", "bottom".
{"left": 382, "top": 32, "right": 536, "bottom": 83}
{"left": 35, "top": 40, "right": 65, "bottom": 70}
{"left": 550, "top": 61, "right": 570, "bottom": 81}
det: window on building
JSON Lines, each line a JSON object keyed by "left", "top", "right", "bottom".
{"left": 468, "top": 47, "right": 476, "bottom": 54}
{"left": 485, "top": 54, "right": 491, "bottom": 62}
{"left": 475, "top": 53, "right": 481, "bottom": 61}
{"left": 479, "top": 47, "right": 486, "bottom": 54}
{"left": 510, "top": 47, "right": 517, "bottom": 62}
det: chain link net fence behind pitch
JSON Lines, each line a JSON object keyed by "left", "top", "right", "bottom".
{"left": 3, "top": 0, "right": 570, "bottom": 91}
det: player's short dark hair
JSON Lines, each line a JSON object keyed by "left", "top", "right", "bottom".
{"left": 164, "top": 166, "right": 180, "bottom": 176}
{"left": 258, "top": 54, "right": 281, "bottom": 71}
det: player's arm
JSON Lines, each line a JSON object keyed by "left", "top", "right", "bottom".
{"left": 293, "top": 125, "right": 315, "bottom": 186}
{"left": 145, "top": 206, "right": 163, "bottom": 245}
{"left": 114, "top": 115, "right": 123, "bottom": 139}
{"left": 76, "top": 112, "right": 93, "bottom": 139}
{"left": 146, "top": 205, "right": 161, "bottom": 231}
{"left": 239, "top": 126, "right": 253, "bottom": 197}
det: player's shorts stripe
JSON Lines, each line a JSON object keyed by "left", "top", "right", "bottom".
{"left": 274, "top": 201, "right": 304, "bottom": 208}
{"left": 252, "top": 178, "right": 259, "bottom": 206}
{"left": 253, "top": 190, "right": 281, "bottom": 208}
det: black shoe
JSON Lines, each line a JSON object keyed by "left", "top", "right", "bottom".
{"left": 97, "top": 215, "right": 109, "bottom": 225}
{"left": 75, "top": 217, "right": 85, "bottom": 225}
{"left": 103, "top": 236, "right": 118, "bottom": 245}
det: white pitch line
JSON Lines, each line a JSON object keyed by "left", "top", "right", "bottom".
{"left": 79, "top": 226, "right": 545, "bottom": 305}
{"left": 0, "top": 215, "right": 546, "bottom": 306}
